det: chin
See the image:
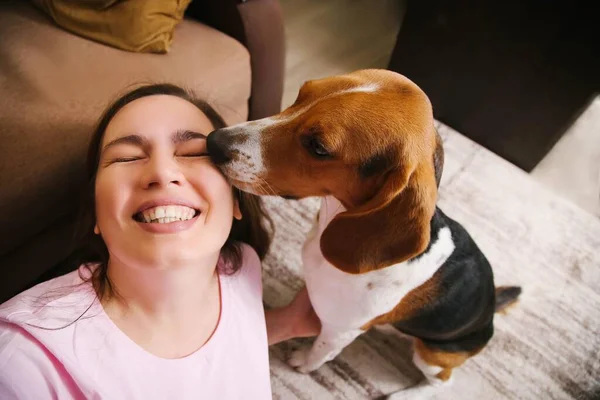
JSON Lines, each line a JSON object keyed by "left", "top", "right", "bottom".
{"left": 129, "top": 250, "right": 212, "bottom": 270}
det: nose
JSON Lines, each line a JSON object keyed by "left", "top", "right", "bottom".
{"left": 207, "top": 129, "right": 233, "bottom": 165}
{"left": 141, "top": 155, "right": 183, "bottom": 189}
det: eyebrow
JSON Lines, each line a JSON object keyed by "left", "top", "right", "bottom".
{"left": 172, "top": 129, "right": 207, "bottom": 143}
{"left": 102, "top": 130, "right": 206, "bottom": 152}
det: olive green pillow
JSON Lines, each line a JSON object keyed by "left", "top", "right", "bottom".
{"left": 33, "top": 0, "right": 192, "bottom": 53}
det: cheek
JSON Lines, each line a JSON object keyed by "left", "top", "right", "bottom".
{"left": 190, "top": 167, "right": 234, "bottom": 210}
{"left": 94, "top": 171, "right": 132, "bottom": 225}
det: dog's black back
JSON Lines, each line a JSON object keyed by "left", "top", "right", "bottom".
{"left": 393, "top": 207, "right": 497, "bottom": 353}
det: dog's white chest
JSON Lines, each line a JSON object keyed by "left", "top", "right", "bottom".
{"left": 301, "top": 197, "right": 454, "bottom": 329}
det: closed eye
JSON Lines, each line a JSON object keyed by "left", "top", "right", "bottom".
{"left": 113, "top": 156, "right": 143, "bottom": 163}
{"left": 177, "top": 139, "right": 208, "bottom": 158}
{"left": 178, "top": 152, "right": 209, "bottom": 157}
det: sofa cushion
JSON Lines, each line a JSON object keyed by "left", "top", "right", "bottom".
{"left": 32, "top": 0, "right": 191, "bottom": 53}
{"left": 0, "top": 1, "right": 251, "bottom": 280}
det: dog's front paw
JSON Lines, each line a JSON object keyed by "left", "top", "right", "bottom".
{"left": 288, "top": 347, "right": 323, "bottom": 373}
{"left": 288, "top": 347, "right": 310, "bottom": 373}
{"left": 384, "top": 378, "right": 447, "bottom": 400}
{"left": 426, "top": 373, "right": 453, "bottom": 388}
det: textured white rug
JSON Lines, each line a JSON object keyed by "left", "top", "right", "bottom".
{"left": 262, "top": 122, "right": 600, "bottom": 400}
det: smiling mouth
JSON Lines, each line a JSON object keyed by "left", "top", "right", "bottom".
{"left": 132, "top": 205, "right": 200, "bottom": 224}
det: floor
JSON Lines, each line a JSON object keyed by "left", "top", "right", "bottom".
{"left": 280, "top": 0, "right": 600, "bottom": 217}
{"left": 530, "top": 97, "right": 600, "bottom": 217}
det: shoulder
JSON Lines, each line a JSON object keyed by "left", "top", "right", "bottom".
{"left": 0, "top": 321, "right": 59, "bottom": 399}
{"left": 0, "top": 267, "right": 100, "bottom": 399}
{"left": 222, "top": 243, "right": 263, "bottom": 295}
{"left": 0, "top": 319, "right": 91, "bottom": 399}
{"left": 241, "top": 242, "right": 262, "bottom": 284}
{"left": 240, "top": 242, "right": 261, "bottom": 275}
{"left": 0, "top": 266, "right": 96, "bottom": 327}
{"left": 0, "top": 320, "right": 45, "bottom": 367}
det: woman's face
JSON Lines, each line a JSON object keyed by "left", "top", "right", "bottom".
{"left": 94, "top": 95, "right": 240, "bottom": 269}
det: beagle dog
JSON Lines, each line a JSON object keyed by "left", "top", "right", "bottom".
{"left": 207, "top": 69, "right": 521, "bottom": 387}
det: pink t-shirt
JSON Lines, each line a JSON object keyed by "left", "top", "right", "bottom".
{"left": 0, "top": 244, "right": 272, "bottom": 400}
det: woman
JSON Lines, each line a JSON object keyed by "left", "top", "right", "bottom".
{"left": 0, "top": 84, "right": 320, "bottom": 399}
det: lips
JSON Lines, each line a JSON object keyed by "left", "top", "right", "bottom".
{"left": 133, "top": 205, "right": 199, "bottom": 224}
{"left": 132, "top": 199, "right": 201, "bottom": 225}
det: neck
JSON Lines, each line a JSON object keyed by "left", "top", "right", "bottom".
{"left": 103, "top": 253, "right": 220, "bottom": 320}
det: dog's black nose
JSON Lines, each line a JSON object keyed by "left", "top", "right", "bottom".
{"left": 207, "top": 129, "right": 232, "bottom": 165}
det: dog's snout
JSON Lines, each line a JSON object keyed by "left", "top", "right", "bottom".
{"left": 207, "top": 129, "right": 233, "bottom": 165}
{"left": 206, "top": 125, "right": 263, "bottom": 181}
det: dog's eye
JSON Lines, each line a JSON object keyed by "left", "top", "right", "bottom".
{"left": 302, "top": 136, "right": 331, "bottom": 159}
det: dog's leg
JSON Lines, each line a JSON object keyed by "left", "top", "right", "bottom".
{"left": 379, "top": 380, "right": 442, "bottom": 400}
{"left": 288, "top": 325, "right": 363, "bottom": 373}
{"left": 380, "top": 380, "right": 442, "bottom": 400}
{"left": 412, "top": 338, "right": 476, "bottom": 386}
{"left": 377, "top": 339, "right": 469, "bottom": 400}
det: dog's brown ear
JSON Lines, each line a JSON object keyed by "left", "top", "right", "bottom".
{"left": 320, "top": 147, "right": 438, "bottom": 274}
{"left": 433, "top": 128, "right": 444, "bottom": 188}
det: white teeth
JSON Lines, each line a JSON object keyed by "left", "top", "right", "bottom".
{"left": 138, "top": 205, "right": 197, "bottom": 224}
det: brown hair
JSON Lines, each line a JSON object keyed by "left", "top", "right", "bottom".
{"left": 73, "top": 83, "right": 273, "bottom": 300}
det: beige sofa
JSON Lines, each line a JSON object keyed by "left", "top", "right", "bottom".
{"left": 0, "top": 0, "right": 285, "bottom": 302}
